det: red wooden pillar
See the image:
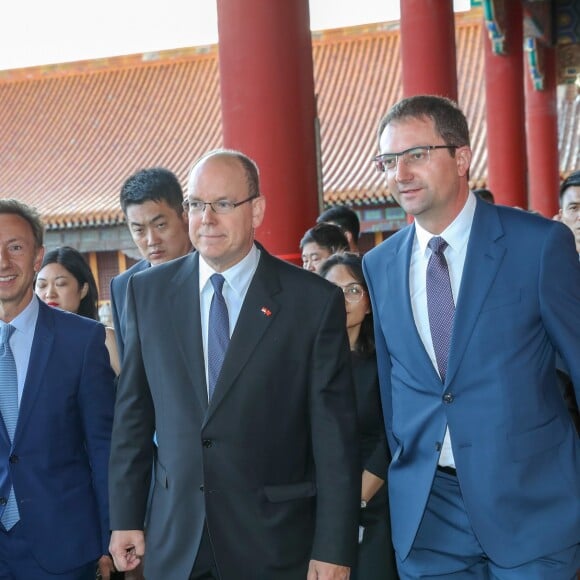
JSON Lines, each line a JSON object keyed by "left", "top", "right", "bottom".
{"left": 483, "top": 1, "right": 527, "bottom": 207}
{"left": 525, "top": 44, "right": 560, "bottom": 218}
{"left": 400, "top": 0, "right": 458, "bottom": 100}
{"left": 216, "top": 0, "right": 318, "bottom": 261}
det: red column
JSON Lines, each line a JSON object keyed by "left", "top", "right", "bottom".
{"left": 400, "top": 0, "right": 458, "bottom": 100}
{"left": 483, "top": 1, "right": 527, "bottom": 207}
{"left": 525, "top": 44, "right": 560, "bottom": 218}
{"left": 216, "top": 0, "right": 318, "bottom": 261}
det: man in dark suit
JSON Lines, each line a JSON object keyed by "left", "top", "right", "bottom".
{"left": 363, "top": 96, "right": 580, "bottom": 579}
{"left": 110, "top": 167, "right": 192, "bottom": 359}
{"left": 0, "top": 199, "right": 116, "bottom": 579}
{"left": 556, "top": 169, "right": 580, "bottom": 257}
{"left": 109, "top": 150, "right": 360, "bottom": 580}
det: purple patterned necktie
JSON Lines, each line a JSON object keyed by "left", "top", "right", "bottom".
{"left": 207, "top": 274, "right": 230, "bottom": 401}
{"left": 426, "top": 237, "right": 455, "bottom": 382}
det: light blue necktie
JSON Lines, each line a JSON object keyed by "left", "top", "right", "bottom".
{"left": 426, "top": 237, "right": 455, "bottom": 383}
{"left": 207, "top": 274, "right": 230, "bottom": 401}
{"left": 0, "top": 324, "right": 20, "bottom": 529}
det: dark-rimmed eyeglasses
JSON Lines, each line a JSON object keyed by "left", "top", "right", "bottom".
{"left": 373, "top": 145, "right": 458, "bottom": 173}
{"left": 182, "top": 195, "right": 258, "bottom": 214}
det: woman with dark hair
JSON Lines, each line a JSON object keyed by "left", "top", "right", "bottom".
{"left": 320, "top": 252, "right": 397, "bottom": 580}
{"left": 35, "top": 246, "right": 121, "bottom": 375}
{"left": 300, "top": 222, "right": 349, "bottom": 273}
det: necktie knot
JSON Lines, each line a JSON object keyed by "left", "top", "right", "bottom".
{"left": 0, "top": 325, "right": 15, "bottom": 352}
{"left": 210, "top": 273, "right": 226, "bottom": 296}
{"left": 428, "top": 236, "right": 448, "bottom": 255}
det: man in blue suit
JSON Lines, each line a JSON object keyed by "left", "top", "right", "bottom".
{"left": 110, "top": 167, "right": 192, "bottom": 359}
{"left": 0, "top": 199, "right": 116, "bottom": 579}
{"left": 363, "top": 96, "right": 580, "bottom": 579}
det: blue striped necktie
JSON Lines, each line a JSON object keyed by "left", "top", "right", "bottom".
{"left": 207, "top": 274, "right": 230, "bottom": 401}
{"left": 0, "top": 324, "right": 20, "bottom": 529}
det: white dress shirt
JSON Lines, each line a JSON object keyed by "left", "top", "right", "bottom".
{"left": 0, "top": 294, "right": 39, "bottom": 405}
{"left": 199, "top": 244, "right": 261, "bottom": 398}
{"left": 409, "top": 192, "right": 476, "bottom": 467}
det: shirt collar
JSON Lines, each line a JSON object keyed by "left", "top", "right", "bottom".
{"left": 199, "top": 244, "right": 261, "bottom": 297}
{"left": 415, "top": 192, "right": 477, "bottom": 255}
{"left": 1, "top": 293, "right": 39, "bottom": 334}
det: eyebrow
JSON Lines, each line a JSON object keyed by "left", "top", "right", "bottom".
{"left": 36, "top": 274, "right": 70, "bottom": 281}
{"left": 129, "top": 213, "right": 166, "bottom": 227}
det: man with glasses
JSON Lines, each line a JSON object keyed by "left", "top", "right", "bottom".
{"left": 108, "top": 149, "right": 360, "bottom": 580}
{"left": 363, "top": 95, "right": 580, "bottom": 579}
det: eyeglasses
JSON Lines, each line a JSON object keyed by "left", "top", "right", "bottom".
{"left": 182, "top": 195, "right": 258, "bottom": 214}
{"left": 340, "top": 283, "right": 366, "bottom": 304}
{"left": 373, "top": 145, "right": 458, "bottom": 173}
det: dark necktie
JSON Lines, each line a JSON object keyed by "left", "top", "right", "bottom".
{"left": 0, "top": 324, "right": 20, "bottom": 529}
{"left": 207, "top": 274, "right": 230, "bottom": 401}
{"left": 426, "top": 237, "right": 455, "bottom": 382}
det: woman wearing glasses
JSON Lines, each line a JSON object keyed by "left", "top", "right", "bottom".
{"left": 320, "top": 252, "right": 397, "bottom": 580}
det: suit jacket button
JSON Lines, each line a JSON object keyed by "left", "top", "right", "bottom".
{"left": 0, "top": 498, "right": 6, "bottom": 506}
{"left": 202, "top": 439, "right": 213, "bottom": 448}
{"left": 9, "top": 455, "right": 18, "bottom": 464}
{"left": 442, "top": 393, "right": 454, "bottom": 404}
{"left": 199, "top": 485, "right": 204, "bottom": 492}
{"left": 435, "top": 442, "right": 442, "bottom": 451}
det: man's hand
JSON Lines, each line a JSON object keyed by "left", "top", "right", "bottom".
{"left": 109, "top": 530, "right": 145, "bottom": 572}
{"left": 307, "top": 560, "right": 350, "bottom": 579}
{"left": 97, "top": 555, "right": 116, "bottom": 580}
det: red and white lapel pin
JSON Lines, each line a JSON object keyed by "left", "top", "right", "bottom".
{"left": 260, "top": 306, "right": 272, "bottom": 317}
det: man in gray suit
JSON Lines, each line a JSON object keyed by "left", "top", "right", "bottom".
{"left": 108, "top": 150, "right": 360, "bottom": 580}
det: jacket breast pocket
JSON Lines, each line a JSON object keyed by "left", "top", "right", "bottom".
{"left": 481, "top": 288, "right": 521, "bottom": 313}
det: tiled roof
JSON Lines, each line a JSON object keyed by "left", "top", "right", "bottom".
{"left": 0, "top": 12, "right": 577, "bottom": 229}
{"left": 316, "top": 15, "right": 488, "bottom": 206}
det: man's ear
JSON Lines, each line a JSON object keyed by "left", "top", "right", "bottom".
{"left": 455, "top": 146, "right": 471, "bottom": 178}
{"left": 252, "top": 196, "right": 266, "bottom": 229}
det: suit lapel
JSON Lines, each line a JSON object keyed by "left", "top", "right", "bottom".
{"left": 446, "top": 201, "right": 506, "bottom": 386}
{"left": 204, "top": 249, "right": 280, "bottom": 422}
{"left": 14, "top": 302, "right": 54, "bottom": 443}
{"left": 168, "top": 253, "right": 209, "bottom": 412}
{"left": 388, "top": 225, "right": 441, "bottom": 384}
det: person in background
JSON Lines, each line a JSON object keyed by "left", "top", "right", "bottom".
{"left": 0, "top": 199, "right": 115, "bottom": 579}
{"left": 108, "top": 149, "right": 359, "bottom": 580}
{"left": 364, "top": 95, "right": 580, "bottom": 579}
{"left": 552, "top": 170, "right": 580, "bottom": 433}
{"left": 111, "top": 167, "right": 192, "bottom": 359}
{"left": 35, "top": 246, "right": 120, "bottom": 376}
{"left": 317, "top": 205, "right": 361, "bottom": 253}
{"left": 555, "top": 169, "right": 580, "bottom": 256}
{"left": 472, "top": 188, "right": 495, "bottom": 204}
{"left": 300, "top": 222, "right": 349, "bottom": 273}
{"left": 320, "top": 252, "right": 398, "bottom": 580}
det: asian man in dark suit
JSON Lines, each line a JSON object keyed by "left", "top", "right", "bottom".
{"left": 0, "top": 199, "right": 116, "bottom": 579}
{"left": 110, "top": 167, "right": 192, "bottom": 359}
{"left": 363, "top": 96, "right": 580, "bottom": 579}
{"left": 109, "top": 150, "right": 360, "bottom": 580}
